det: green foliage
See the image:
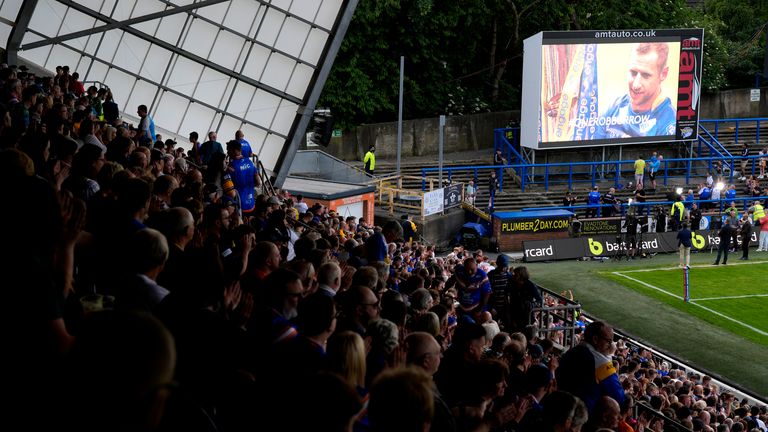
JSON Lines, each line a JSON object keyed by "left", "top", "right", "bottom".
{"left": 319, "top": 0, "right": 768, "bottom": 129}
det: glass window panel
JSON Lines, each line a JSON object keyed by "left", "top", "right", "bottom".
{"left": 255, "top": 8, "right": 284, "bottom": 46}
{"left": 270, "top": 0, "right": 292, "bottom": 10}
{"left": 289, "top": 0, "right": 321, "bottom": 23}
{"left": 241, "top": 44, "right": 270, "bottom": 79}
{"left": 95, "top": 30, "right": 122, "bottom": 63}
{"left": 178, "top": 102, "right": 216, "bottom": 136}
{"left": 86, "top": 61, "right": 110, "bottom": 89}
{"left": 285, "top": 63, "right": 313, "bottom": 99}
{"left": 261, "top": 53, "right": 293, "bottom": 92}
{"left": 181, "top": 18, "right": 218, "bottom": 58}
{"left": 218, "top": 115, "right": 243, "bottom": 139}
{"left": 240, "top": 124, "right": 267, "bottom": 157}
{"left": 99, "top": 0, "right": 118, "bottom": 16}
{"left": 76, "top": 0, "right": 103, "bottom": 10}
{"left": 166, "top": 56, "right": 203, "bottom": 95}
{"left": 246, "top": 90, "right": 281, "bottom": 127}
{"left": 0, "top": 0, "right": 23, "bottom": 22}
{"left": 46, "top": 45, "right": 81, "bottom": 73}
{"left": 209, "top": 30, "right": 245, "bottom": 70}
{"left": 315, "top": 0, "right": 342, "bottom": 29}
{"left": 227, "top": 82, "right": 256, "bottom": 118}
{"left": 132, "top": 18, "right": 162, "bottom": 38}
{"left": 274, "top": 17, "right": 310, "bottom": 59}
{"left": 111, "top": 32, "right": 149, "bottom": 74}
{"left": 0, "top": 23, "right": 12, "bottom": 50}
{"left": 272, "top": 100, "right": 298, "bottom": 136}
{"left": 194, "top": 67, "right": 229, "bottom": 107}
{"left": 223, "top": 0, "right": 261, "bottom": 35}
{"left": 259, "top": 133, "right": 285, "bottom": 172}
{"left": 29, "top": 0, "right": 69, "bottom": 37}
{"left": 139, "top": 44, "right": 173, "bottom": 83}
{"left": 19, "top": 46, "right": 51, "bottom": 70}
{"left": 57, "top": 7, "right": 98, "bottom": 35}
{"left": 154, "top": 13, "right": 186, "bottom": 45}
{"left": 126, "top": 79, "right": 158, "bottom": 115}
{"left": 68, "top": 36, "right": 90, "bottom": 53}
{"left": 103, "top": 68, "right": 136, "bottom": 109}
{"left": 196, "top": 1, "right": 229, "bottom": 25}
{"left": 154, "top": 90, "right": 188, "bottom": 133}
{"left": 111, "top": 0, "right": 137, "bottom": 21}
{"left": 300, "top": 27, "right": 327, "bottom": 65}
{"left": 84, "top": 34, "right": 102, "bottom": 56}
{"left": 131, "top": 0, "right": 164, "bottom": 18}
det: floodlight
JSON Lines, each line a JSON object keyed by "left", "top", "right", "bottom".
{"left": 714, "top": 182, "right": 725, "bottom": 191}
{"left": 675, "top": 187, "right": 683, "bottom": 195}
{"left": 627, "top": 198, "right": 634, "bottom": 205}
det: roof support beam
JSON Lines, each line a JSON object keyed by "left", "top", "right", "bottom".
{"left": 40, "top": 0, "right": 301, "bottom": 105}
{"left": 5, "top": 0, "right": 39, "bottom": 65}
{"left": 21, "top": 0, "right": 228, "bottom": 51}
{"left": 272, "top": 0, "right": 359, "bottom": 188}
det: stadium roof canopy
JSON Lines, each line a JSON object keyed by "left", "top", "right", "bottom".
{"left": 0, "top": 0, "right": 357, "bottom": 186}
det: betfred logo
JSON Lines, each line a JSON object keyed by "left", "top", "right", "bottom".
{"left": 677, "top": 52, "right": 699, "bottom": 121}
{"left": 682, "top": 37, "right": 701, "bottom": 50}
{"left": 588, "top": 238, "right": 604, "bottom": 255}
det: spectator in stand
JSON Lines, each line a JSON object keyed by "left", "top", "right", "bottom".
{"left": 603, "top": 187, "right": 619, "bottom": 217}
{"left": 69, "top": 72, "right": 85, "bottom": 96}
{"left": 493, "top": 148, "right": 506, "bottom": 165}
{"left": 724, "top": 184, "right": 737, "bottom": 202}
{"left": 136, "top": 104, "right": 156, "bottom": 147}
{"left": 634, "top": 156, "right": 646, "bottom": 190}
{"left": 488, "top": 170, "right": 499, "bottom": 210}
{"left": 103, "top": 90, "right": 119, "bottom": 124}
{"left": 226, "top": 140, "right": 259, "bottom": 218}
{"left": 465, "top": 179, "right": 476, "bottom": 206}
{"left": 235, "top": 129, "right": 252, "bottom": 159}
{"left": 648, "top": 152, "right": 661, "bottom": 190}
{"left": 562, "top": 190, "right": 577, "bottom": 207}
{"left": 556, "top": 321, "right": 625, "bottom": 413}
{"left": 294, "top": 194, "right": 308, "bottom": 214}
{"left": 698, "top": 183, "right": 712, "bottom": 210}
{"left": 200, "top": 130, "right": 224, "bottom": 167}
{"left": 739, "top": 142, "right": 751, "bottom": 181}
{"left": 587, "top": 186, "right": 600, "bottom": 218}
{"left": 759, "top": 146, "right": 767, "bottom": 179}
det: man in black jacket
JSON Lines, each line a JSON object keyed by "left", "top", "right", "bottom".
{"left": 713, "top": 220, "right": 735, "bottom": 265}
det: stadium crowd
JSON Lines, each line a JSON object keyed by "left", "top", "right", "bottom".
{"left": 2, "top": 63, "right": 767, "bottom": 432}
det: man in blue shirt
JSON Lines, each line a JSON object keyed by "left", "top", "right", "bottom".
{"left": 587, "top": 186, "right": 601, "bottom": 218}
{"left": 595, "top": 43, "right": 676, "bottom": 140}
{"left": 676, "top": 223, "right": 693, "bottom": 268}
{"left": 235, "top": 129, "right": 253, "bottom": 159}
{"left": 200, "top": 131, "right": 224, "bottom": 167}
{"left": 226, "top": 140, "right": 258, "bottom": 216}
{"left": 136, "top": 104, "right": 156, "bottom": 147}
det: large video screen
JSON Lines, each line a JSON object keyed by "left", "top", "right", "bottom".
{"left": 520, "top": 29, "right": 704, "bottom": 150}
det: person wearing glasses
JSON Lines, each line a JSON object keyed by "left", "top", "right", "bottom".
{"left": 555, "top": 321, "right": 625, "bottom": 414}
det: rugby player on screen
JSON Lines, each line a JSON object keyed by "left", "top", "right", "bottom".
{"left": 595, "top": 43, "right": 676, "bottom": 139}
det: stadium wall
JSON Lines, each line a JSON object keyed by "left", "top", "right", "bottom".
{"left": 321, "top": 88, "right": 768, "bottom": 162}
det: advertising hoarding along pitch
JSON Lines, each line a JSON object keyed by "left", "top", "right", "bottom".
{"left": 521, "top": 29, "right": 704, "bottom": 150}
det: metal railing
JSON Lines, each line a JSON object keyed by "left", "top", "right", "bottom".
{"left": 521, "top": 195, "right": 768, "bottom": 218}
{"left": 529, "top": 286, "right": 584, "bottom": 350}
{"left": 420, "top": 155, "right": 767, "bottom": 193}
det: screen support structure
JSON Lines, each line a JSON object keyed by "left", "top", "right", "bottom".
{"left": 272, "top": 0, "right": 359, "bottom": 188}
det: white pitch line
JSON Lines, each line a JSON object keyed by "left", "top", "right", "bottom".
{"left": 619, "top": 261, "right": 768, "bottom": 273}
{"left": 612, "top": 272, "right": 684, "bottom": 300}
{"left": 612, "top": 272, "right": 768, "bottom": 337}
{"left": 692, "top": 294, "right": 768, "bottom": 301}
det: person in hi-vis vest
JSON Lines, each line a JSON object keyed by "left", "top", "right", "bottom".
{"left": 670, "top": 195, "right": 685, "bottom": 232}
{"left": 364, "top": 146, "right": 376, "bottom": 175}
